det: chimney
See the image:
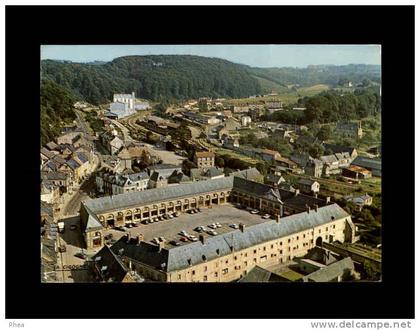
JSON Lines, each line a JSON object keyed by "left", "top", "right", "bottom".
{"left": 315, "top": 204, "right": 318, "bottom": 212}
{"left": 199, "top": 234, "right": 205, "bottom": 245}
{"left": 326, "top": 196, "right": 331, "bottom": 204}
{"left": 276, "top": 214, "right": 280, "bottom": 223}
{"left": 306, "top": 204, "right": 311, "bottom": 213}
{"left": 295, "top": 189, "right": 300, "bottom": 196}
{"left": 239, "top": 223, "right": 245, "bottom": 232}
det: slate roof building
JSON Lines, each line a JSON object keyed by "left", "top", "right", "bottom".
{"left": 107, "top": 202, "right": 356, "bottom": 282}
{"left": 80, "top": 175, "right": 356, "bottom": 253}
{"left": 238, "top": 266, "right": 283, "bottom": 282}
{"left": 351, "top": 156, "right": 381, "bottom": 177}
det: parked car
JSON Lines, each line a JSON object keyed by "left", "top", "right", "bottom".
{"left": 174, "top": 211, "right": 181, "bottom": 217}
{"left": 215, "top": 222, "right": 222, "bottom": 228}
{"left": 170, "top": 240, "right": 181, "bottom": 246}
{"left": 250, "top": 209, "right": 259, "bottom": 214}
{"left": 197, "top": 208, "right": 201, "bottom": 212}
{"left": 230, "top": 224, "right": 239, "bottom": 229}
{"left": 207, "top": 230, "right": 217, "bottom": 236}
{"left": 158, "top": 236, "right": 166, "bottom": 242}
{"left": 125, "top": 223, "right": 133, "bottom": 228}
{"left": 262, "top": 214, "right": 271, "bottom": 219}
{"left": 74, "top": 252, "right": 86, "bottom": 260}
{"left": 180, "top": 237, "right": 188, "bottom": 242}
{"left": 188, "top": 236, "right": 198, "bottom": 242}
{"left": 132, "top": 222, "right": 139, "bottom": 227}
{"left": 194, "top": 226, "right": 204, "bottom": 233}
{"left": 179, "top": 230, "right": 189, "bottom": 237}
{"left": 168, "top": 214, "right": 174, "bottom": 219}
{"left": 117, "top": 226, "right": 128, "bottom": 232}
{"left": 208, "top": 223, "right": 217, "bottom": 229}
{"left": 152, "top": 237, "right": 160, "bottom": 244}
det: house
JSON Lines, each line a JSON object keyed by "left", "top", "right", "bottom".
{"left": 223, "top": 135, "right": 240, "bottom": 148}
{"left": 231, "top": 105, "right": 249, "bottom": 113}
{"left": 345, "top": 194, "right": 373, "bottom": 211}
{"left": 148, "top": 171, "right": 168, "bottom": 189}
{"left": 305, "top": 158, "right": 323, "bottom": 178}
{"left": 275, "top": 157, "right": 299, "bottom": 173}
{"left": 238, "top": 266, "right": 283, "bottom": 282}
{"left": 229, "top": 168, "right": 264, "bottom": 183}
{"left": 335, "top": 121, "right": 363, "bottom": 139}
{"left": 323, "top": 143, "right": 358, "bottom": 160}
{"left": 334, "top": 152, "right": 352, "bottom": 168}
{"left": 40, "top": 147, "right": 56, "bottom": 165}
{"left": 241, "top": 116, "right": 252, "bottom": 127}
{"left": 296, "top": 178, "right": 320, "bottom": 194}
{"left": 301, "top": 257, "right": 355, "bottom": 282}
{"left": 108, "top": 136, "right": 125, "bottom": 155}
{"left": 41, "top": 182, "right": 60, "bottom": 204}
{"left": 111, "top": 172, "right": 150, "bottom": 195}
{"left": 351, "top": 156, "right": 381, "bottom": 177}
{"left": 56, "top": 131, "right": 82, "bottom": 145}
{"left": 147, "top": 164, "right": 182, "bottom": 179}
{"left": 342, "top": 165, "right": 372, "bottom": 180}
{"left": 167, "top": 170, "right": 191, "bottom": 184}
{"left": 260, "top": 149, "right": 281, "bottom": 162}
{"left": 190, "top": 167, "right": 225, "bottom": 181}
{"left": 194, "top": 151, "right": 215, "bottom": 169}
{"left": 320, "top": 155, "right": 341, "bottom": 176}
{"left": 265, "top": 173, "right": 286, "bottom": 186}
{"left": 41, "top": 171, "right": 71, "bottom": 193}
{"left": 91, "top": 245, "right": 137, "bottom": 283}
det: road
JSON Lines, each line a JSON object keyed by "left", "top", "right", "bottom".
{"left": 62, "top": 176, "right": 96, "bottom": 216}
{"left": 75, "top": 109, "right": 90, "bottom": 134}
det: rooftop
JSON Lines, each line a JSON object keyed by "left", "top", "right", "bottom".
{"left": 109, "top": 203, "right": 349, "bottom": 273}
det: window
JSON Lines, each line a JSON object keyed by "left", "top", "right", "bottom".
{"left": 204, "top": 266, "right": 207, "bottom": 272}
{"left": 280, "top": 250, "right": 283, "bottom": 254}
{"left": 263, "top": 247, "right": 266, "bottom": 251}
{"left": 203, "top": 275, "right": 207, "bottom": 281}
{"left": 214, "top": 272, "right": 218, "bottom": 277}
{"left": 234, "top": 256, "right": 238, "bottom": 261}
{"left": 225, "top": 260, "right": 229, "bottom": 264}
{"left": 333, "top": 225, "right": 336, "bottom": 229}
{"left": 244, "top": 261, "right": 248, "bottom": 266}
{"left": 244, "top": 253, "right": 248, "bottom": 257}
{"left": 192, "top": 270, "right": 195, "bottom": 275}
{"left": 271, "top": 244, "right": 274, "bottom": 249}
{"left": 222, "top": 268, "right": 229, "bottom": 275}
{"left": 178, "top": 274, "right": 181, "bottom": 280}
{"left": 326, "top": 227, "right": 328, "bottom": 232}
{"left": 280, "top": 242, "right": 283, "bottom": 246}
{"left": 254, "top": 249, "right": 257, "bottom": 254}
{"left": 288, "top": 239, "right": 291, "bottom": 243}
{"left": 288, "top": 247, "right": 291, "bottom": 252}
{"left": 253, "top": 258, "right": 257, "bottom": 263}
{"left": 260, "top": 256, "right": 267, "bottom": 262}
{"left": 303, "top": 234, "right": 306, "bottom": 238}
{"left": 296, "top": 236, "right": 299, "bottom": 240}
{"left": 319, "top": 229, "right": 321, "bottom": 233}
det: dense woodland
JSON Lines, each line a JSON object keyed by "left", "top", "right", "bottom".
{"left": 40, "top": 79, "right": 76, "bottom": 145}
{"left": 41, "top": 56, "right": 381, "bottom": 105}
{"left": 248, "top": 64, "right": 381, "bottom": 88}
{"left": 262, "top": 88, "right": 381, "bottom": 125}
{"left": 41, "top": 55, "right": 263, "bottom": 104}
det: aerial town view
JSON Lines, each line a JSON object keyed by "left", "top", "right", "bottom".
{"left": 40, "top": 45, "right": 382, "bottom": 283}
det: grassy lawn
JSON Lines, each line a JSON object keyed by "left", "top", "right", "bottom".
{"left": 214, "top": 148, "right": 260, "bottom": 165}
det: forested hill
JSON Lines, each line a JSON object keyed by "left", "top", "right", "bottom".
{"left": 248, "top": 64, "right": 381, "bottom": 87}
{"left": 41, "top": 55, "right": 263, "bottom": 104}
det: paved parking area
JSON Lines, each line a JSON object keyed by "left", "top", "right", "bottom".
{"left": 103, "top": 203, "right": 271, "bottom": 248}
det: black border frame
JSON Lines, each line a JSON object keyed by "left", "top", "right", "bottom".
{"left": 5, "top": 5, "right": 415, "bottom": 319}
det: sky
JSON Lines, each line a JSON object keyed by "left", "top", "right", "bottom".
{"left": 41, "top": 45, "right": 381, "bottom": 68}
